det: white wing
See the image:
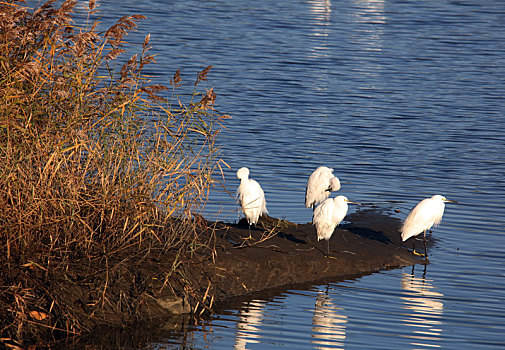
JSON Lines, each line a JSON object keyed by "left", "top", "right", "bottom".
{"left": 313, "top": 198, "right": 337, "bottom": 241}
{"left": 238, "top": 178, "right": 268, "bottom": 225}
{"left": 401, "top": 198, "right": 445, "bottom": 241}
{"left": 305, "top": 167, "right": 333, "bottom": 208}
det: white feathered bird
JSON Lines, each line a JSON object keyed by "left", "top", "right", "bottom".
{"left": 305, "top": 166, "right": 341, "bottom": 211}
{"left": 401, "top": 195, "right": 456, "bottom": 258}
{"left": 236, "top": 167, "right": 268, "bottom": 237}
{"left": 313, "top": 195, "right": 358, "bottom": 257}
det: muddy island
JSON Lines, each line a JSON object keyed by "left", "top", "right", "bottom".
{"left": 2, "top": 207, "right": 425, "bottom": 348}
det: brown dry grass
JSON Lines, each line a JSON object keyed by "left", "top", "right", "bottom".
{"left": 0, "top": 0, "right": 228, "bottom": 346}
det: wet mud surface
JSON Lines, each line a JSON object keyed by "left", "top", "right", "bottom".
{"left": 191, "top": 208, "right": 425, "bottom": 302}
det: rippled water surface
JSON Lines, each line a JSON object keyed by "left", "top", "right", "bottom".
{"left": 77, "top": 0, "right": 505, "bottom": 348}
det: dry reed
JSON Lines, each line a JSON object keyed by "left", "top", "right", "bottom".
{"left": 0, "top": 0, "right": 228, "bottom": 345}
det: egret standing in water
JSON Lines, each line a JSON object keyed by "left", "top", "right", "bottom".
{"left": 236, "top": 167, "right": 268, "bottom": 238}
{"left": 305, "top": 166, "right": 341, "bottom": 212}
{"left": 401, "top": 195, "right": 456, "bottom": 258}
{"left": 313, "top": 195, "right": 359, "bottom": 257}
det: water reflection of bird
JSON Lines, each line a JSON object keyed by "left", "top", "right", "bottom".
{"left": 311, "top": 289, "right": 347, "bottom": 350}
{"left": 305, "top": 166, "right": 341, "bottom": 212}
{"left": 236, "top": 167, "right": 268, "bottom": 238}
{"left": 234, "top": 300, "right": 265, "bottom": 350}
{"left": 308, "top": 0, "right": 332, "bottom": 22}
{"left": 313, "top": 196, "right": 359, "bottom": 257}
{"left": 401, "top": 266, "right": 444, "bottom": 348}
{"left": 401, "top": 195, "right": 456, "bottom": 258}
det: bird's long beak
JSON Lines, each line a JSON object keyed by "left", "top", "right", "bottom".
{"left": 346, "top": 199, "right": 361, "bottom": 205}
{"left": 444, "top": 199, "right": 458, "bottom": 204}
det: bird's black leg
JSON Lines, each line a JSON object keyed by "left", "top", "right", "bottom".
{"left": 423, "top": 229, "right": 429, "bottom": 259}
{"left": 412, "top": 237, "right": 424, "bottom": 257}
{"left": 241, "top": 221, "right": 253, "bottom": 242}
{"left": 238, "top": 222, "right": 253, "bottom": 247}
{"left": 327, "top": 240, "right": 330, "bottom": 257}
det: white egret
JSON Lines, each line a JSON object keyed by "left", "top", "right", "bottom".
{"left": 401, "top": 195, "right": 456, "bottom": 258}
{"left": 313, "top": 195, "right": 359, "bottom": 257}
{"left": 305, "top": 166, "right": 341, "bottom": 212}
{"left": 236, "top": 167, "right": 268, "bottom": 238}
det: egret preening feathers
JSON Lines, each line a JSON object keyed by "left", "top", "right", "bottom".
{"left": 313, "top": 195, "right": 359, "bottom": 257}
{"left": 236, "top": 167, "right": 268, "bottom": 237}
{"left": 305, "top": 167, "right": 341, "bottom": 211}
{"left": 401, "top": 195, "right": 456, "bottom": 258}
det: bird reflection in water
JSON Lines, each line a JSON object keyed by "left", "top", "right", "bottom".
{"left": 311, "top": 288, "right": 348, "bottom": 350}
{"left": 352, "top": 0, "right": 386, "bottom": 23}
{"left": 308, "top": 0, "right": 332, "bottom": 22}
{"left": 234, "top": 300, "right": 265, "bottom": 350}
{"left": 351, "top": 0, "right": 386, "bottom": 58}
{"left": 401, "top": 265, "right": 444, "bottom": 349}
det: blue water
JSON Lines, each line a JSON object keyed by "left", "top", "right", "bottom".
{"left": 79, "top": 0, "right": 505, "bottom": 348}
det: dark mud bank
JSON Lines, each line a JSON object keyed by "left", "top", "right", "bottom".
{"left": 3, "top": 208, "right": 427, "bottom": 347}
{"left": 187, "top": 208, "right": 424, "bottom": 304}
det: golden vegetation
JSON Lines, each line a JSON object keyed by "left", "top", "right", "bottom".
{"left": 0, "top": 0, "right": 228, "bottom": 345}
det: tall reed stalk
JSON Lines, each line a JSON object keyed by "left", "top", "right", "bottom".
{"left": 0, "top": 0, "right": 228, "bottom": 344}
